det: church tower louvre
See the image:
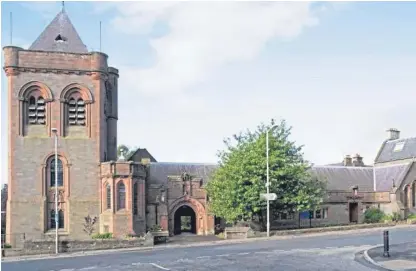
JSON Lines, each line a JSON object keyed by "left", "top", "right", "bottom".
{"left": 3, "top": 6, "right": 121, "bottom": 244}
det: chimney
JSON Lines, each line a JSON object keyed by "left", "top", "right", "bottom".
{"left": 343, "top": 155, "right": 352, "bottom": 166}
{"left": 387, "top": 128, "right": 400, "bottom": 141}
{"left": 352, "top": 154, "right": 364, "bottom": 167}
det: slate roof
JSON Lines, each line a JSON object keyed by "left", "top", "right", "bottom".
{"left": 311, "top": 166, "right": 374, "bottom": 191}
{"left": 148, "top": 162, "right": 218, "bottom": 185}
{"left": 29, "top": 10, "right": 88, "bottom": 53}
{"left": 128, "top": 148, "right": 158, "bottom": 162}
{"left": 375, "top": 137, "right": 416, "bottom": 164}
{"left": 374, "top": 163, "right": 412, "bottom": 191}
{"left": 311, "top": 163, "right": 412, "bottom": 192}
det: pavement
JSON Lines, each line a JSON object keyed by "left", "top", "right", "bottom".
{"left": 1, "top": 225, "right": 415, "bottom": 271}
{"left": 365, "top": 242, "right": 416, "bottom": 271}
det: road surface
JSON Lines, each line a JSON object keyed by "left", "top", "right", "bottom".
{"left": 2, "top": 226, "right": 415, "bottom": 271}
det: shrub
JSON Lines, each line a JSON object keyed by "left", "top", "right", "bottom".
{"left": 407, "top": 214, "right": 416, "bottom": 220}
{"left": 91, "top": 233, "right": 113, "bottom": 239}
{"left": 2, "top": 243, "right": 12, "bottom": 249}
{"left": 391, "top": 212, "right": 401, "bottom": 222}
{"left": 364, "top": 208, "right": 386, "bottom": 223}
{"left": 149, "top": 225, "right": 162, "bottom": 232}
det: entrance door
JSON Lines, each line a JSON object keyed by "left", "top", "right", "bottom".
{"left": 412, "top": 182, "right": 415, "bottom": 208}
{"left": 173, "top": 205, "right": 196, "bottom": 235}
{"left": 349, "top": 202, "right": 358, "bottom": 223}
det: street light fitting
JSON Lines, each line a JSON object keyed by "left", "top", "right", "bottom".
{"left": 51, "top": 128, "right": 58, "bottom": 133}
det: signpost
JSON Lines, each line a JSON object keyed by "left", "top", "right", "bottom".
{"left": 260, "top": 193, "right": 277, "bottom": 201}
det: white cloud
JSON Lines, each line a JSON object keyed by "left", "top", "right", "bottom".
{"left": 107, "top": 2, "right": 325, "bottom": 97}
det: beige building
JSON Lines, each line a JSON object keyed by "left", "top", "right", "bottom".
{"left": 272, "top": 128, "right": 416, "bottom": 229}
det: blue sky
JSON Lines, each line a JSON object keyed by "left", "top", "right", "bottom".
{"left": 1, "top": 1, "right": 416, "bottom": 184}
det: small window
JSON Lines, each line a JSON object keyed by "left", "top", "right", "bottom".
{"left": 106, "top": 184, "right": 111, "bottom": 210}
{"left": 133, "top": 183, "right": 138, "bottom": 215}
{"left": 315, "top": 209, "right": 322, "bottom": 219}
{"left": 394, "top": 141, "right": 405, "bottom": 152}
{"left": 55, "top": 34, "right": 67, "bottom": 42}
{"left": 117, "top": 182, "right": 126, "bottom": 210}
{"left": 50, "top": 210, "right": 64, "bottom": 229}
{"left": 322, "top": 208, "right": 328, "bottom": 219}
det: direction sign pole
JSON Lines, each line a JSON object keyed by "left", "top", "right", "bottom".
{"left": 266, "top": 131, "right": 270, "bottom": 238}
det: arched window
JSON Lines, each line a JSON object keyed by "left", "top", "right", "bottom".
{"left": 27, "top": 94, "right": 46, "bottom": 125}
{"left": 106, "top": 183, "right": 111, "bottom": 210}
{"left": 133, "top": 182, "right": 138, "bottom": 215}
{"left": 50, "top": 159, "right": 63, "bottom": 187}
{"left": 68, "top": 95, "right": 85, "bottom": 126}
{"left": 117, "top": 182, "right": 126, "bottom": 210}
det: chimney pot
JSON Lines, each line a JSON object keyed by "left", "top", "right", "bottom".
{"left": 343, "top": 155, "right": 352, "bottom": 166}
{"left": 352, "top": 154, "right": 364, "bottom": 167}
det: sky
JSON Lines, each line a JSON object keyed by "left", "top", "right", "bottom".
{"left": 1, "top": 1, "right": 416, "bottom": 185}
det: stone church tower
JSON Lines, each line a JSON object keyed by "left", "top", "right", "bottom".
{"left": 2, "top": 8, "right": 133, "bottom": 245}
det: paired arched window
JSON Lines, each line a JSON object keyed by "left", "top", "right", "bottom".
{"left": 133, "top": 182, "right": 138, "bottom": 215}
{"left": 27, "top": 94, "right": 46, "bottom": 125}
{"left": 50, "top": 158, "right": 63, "bottom": 187}
{"left": 106, "top": 183, "right": 111, "bottom": 210}
{"left": 117, "top": 182, "right": 126, "bottom": 210}
{"left": 67, "top": 94, "right": 86, "bottom": 126}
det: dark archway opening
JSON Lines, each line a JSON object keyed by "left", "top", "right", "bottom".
{"left": 174, "top": 205, "right": 196, "bottom": 235}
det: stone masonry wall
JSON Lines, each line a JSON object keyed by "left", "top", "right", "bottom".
{"left": 4, "top": 47, "right": 114, "bottom": 244}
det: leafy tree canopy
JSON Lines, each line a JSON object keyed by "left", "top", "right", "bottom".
{"left": 206, "top": 119, "right": 326, "bottom": 224}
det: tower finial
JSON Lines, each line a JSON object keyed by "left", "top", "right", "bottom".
{"left": 62, "top": 1, "right": 65, "bottom": 11}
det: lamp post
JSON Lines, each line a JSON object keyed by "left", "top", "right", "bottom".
{"left": 266, "top": 125, "right": 277, "bottom": 238}
{"left": 51, "top": 128, "right": 59, "bottom": 254}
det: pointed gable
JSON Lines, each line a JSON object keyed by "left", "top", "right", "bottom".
{"left": 29, "top": 10, "right": 88, "bottom": 53}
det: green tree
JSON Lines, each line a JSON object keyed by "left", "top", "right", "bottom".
{"left": 206, "top": 119, "right": 326, "bottom": 225}
{"left": 117, "top": 145, "right": 137, "bottom": 159}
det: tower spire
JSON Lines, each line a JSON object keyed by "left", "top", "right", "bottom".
{"left": 62, "top": 1, "right": 65, "bottom": 12}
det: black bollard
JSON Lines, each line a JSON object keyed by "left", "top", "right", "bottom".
{"left": 383, "top": 230, "right": 390, "bottom": 257}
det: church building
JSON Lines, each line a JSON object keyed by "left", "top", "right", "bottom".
{"left": 4, "top": 8, "right": 217, "bottom": 247}
{"left": 4, "top": 7, "right": 415, "bottom": 248}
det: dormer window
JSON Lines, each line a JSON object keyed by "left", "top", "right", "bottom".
{"left": 55, "top": 34, "right": 67, "bottom": 43}
{"left": 393, "top": 141, "right": 405, "bottom": 152}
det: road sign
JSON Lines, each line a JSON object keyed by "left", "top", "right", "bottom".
{"left": 260, "top": 193, "right": 277, "bottom": 201}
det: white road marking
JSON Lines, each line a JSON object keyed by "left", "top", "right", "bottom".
{"left": 216, "top": 254, "right": 230, "bottom": 257}
{"left": 131, "top": 262, "right": 143, "bottom": 266}
{"left": 79, "top": 267, "right": 97, "bottom": 270}
{"left": 255, "top": 251, "right": 273, "bottom": 254}
{"left": 237, "top": 252, "right": 250, "bottom": 255}
{"left": 58, "top": 269, "right": 75, "bottom": 271}
{"left": 196, "top": 256, "right": 211, "bottom": 259}
{"left": 150, "top": 263, "right": 170, "bottom": 270}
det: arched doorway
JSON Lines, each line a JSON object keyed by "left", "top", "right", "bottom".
{"left": 173, "top": 205, "right": 196, "bottom": 235}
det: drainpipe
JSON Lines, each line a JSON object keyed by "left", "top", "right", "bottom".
{"left": 373, "top": 160, "right": 377, "bottom": 192}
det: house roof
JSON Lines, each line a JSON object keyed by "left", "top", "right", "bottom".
{"left": 29, "top": 10, "right": 88, "bottom": 53}
{"left": 148, "top": 162, "right": 218, "bottom": 185}
{"left": 375, "top": 137, "right": 416, "bottom": 164}
{"left": 128, "top": 148, "right": 158, "bottom": 162}
{"left": 311, "top": 166, "right": 374, "bottom": 191}
{"left": 312, "top": 163, "right": 412, "bottom": 192}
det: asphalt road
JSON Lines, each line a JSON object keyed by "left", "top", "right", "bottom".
{"left": 2, "top": 226, "right": 416, "bottom": 271}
